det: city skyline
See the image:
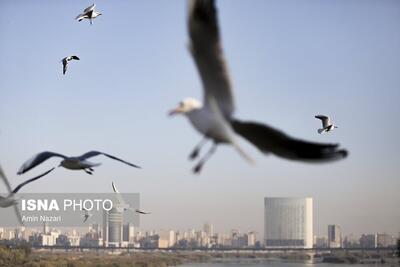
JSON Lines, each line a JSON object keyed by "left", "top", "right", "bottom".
{"left": 0, "top": 0, "right": 399, "bottom": 237}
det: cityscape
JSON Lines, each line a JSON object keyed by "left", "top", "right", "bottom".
{"left": 0, "top": 197, "right": 398, "bottom": 250}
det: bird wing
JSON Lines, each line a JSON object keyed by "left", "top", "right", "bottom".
{"left": 315, "top": 115, "right": 330, "bottom": 128}
{"left": 231, "top": 119, "right": 348, "bottom": 162}
{"left": 84, "top": 4, "right": 96, "bottom": 13}
{"left": 78, "top": 151, "right": 141, "bottom": 168}
{"left": 188, "top": 0, "right": 235, "bottom": 118}
{"left": 83, "top": 214, "right": 89, "bottom": 223}
{"left": 0, "top": 164, "right": 13, "bottom": 193}
{"left": 75, "top": 13, "right": 87, "bottom": 21}
{"left": 17, "top": 151, "right": 66, "bottom": 175}
{"left": 111, "top": 182, "right": 127, "bottom": 207}
{"left": 70, "top": 55, "right": 80, "bottom": 61}
{"left": 62, "top": 60, "right": 68, "bottom": 75}
{"left": 135, "top": 209, "right": 151, "bottom": 215}
{"left": 12, "top": 168, "right": 55, "bottom": 193}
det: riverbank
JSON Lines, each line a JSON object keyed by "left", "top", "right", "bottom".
{"left": 0, "top": 245, "right": 399, "bottom": 267}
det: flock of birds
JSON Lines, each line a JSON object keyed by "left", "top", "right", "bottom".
{"left": 1, "top": 0, "right": 348, "bottom": 224}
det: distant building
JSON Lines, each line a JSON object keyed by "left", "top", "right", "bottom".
{"left": 314, "top": 236, "right": 328, "bottom": 248}
{"left": 107, "top": 207, "right": 123, "bottom": 247}
{"left": 203, "top": 223, "right": 214, "bottom": 237}
{"left": 359, "top": 234, "right": 377, "bottom": 248}
{"left": 328, "top": 225, "right": 342, "bottom": 248}
{"left": 123, "top": 223, "right": 135, "bottom": 245}
{"left": 376, "top": 233, "right": 394, "bottom": 248}
{"left": 158, "top": 230, "right": 176, "bottom": 248}
{"left": 264, "top": 197, "right": 313, "bottom": 248}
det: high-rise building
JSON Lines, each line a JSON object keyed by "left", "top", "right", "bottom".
{"left": 264, "top": 197, "right": 313, "bottom": 248}
{"left": 108, "top": 207, "right": 123, "bottom": 247}
{"left": 123, "top": 223, "right": 135, "bottom": 244}
{"left": 376, "top": 233, "right": 394, "bottom": 248}
{"left": 328, "top": 225, "right": 342, "bottom": 248}
{"left": 203, "top": 222, "right": 214, "bottom": 237}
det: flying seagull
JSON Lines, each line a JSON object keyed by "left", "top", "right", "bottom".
{"left": 315, "top": 115, "right": 338, "bottom": 134}
{"left": 112, "top": 182, "right": 151, "bottom": 215}
{"left": 169, "top": 0, "right": 348, "bottom": 173}
{"left": 82, "top": 208, "right": 93, "bottom": 223}
{"left": 0, "top": 164, "right": 55, "bottom": 224}
{"left": 61, "top": 55, "right": 80, "bottom": 75}
{"left": 76, "top": 4, "right": 102, "bottom": 25}
{"left": 17, "top": 151, "right": 141, "bottom": 175}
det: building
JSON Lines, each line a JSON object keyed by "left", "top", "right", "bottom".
{"left": 107, "top": 207, "right": 123, "bottom": 247}
{"left": 123, "top": 223, "right": 135, "bottom": 245}
{"left": 376, "top": 233, "right": 394, "bottom": 248}
{"left": 359, "top": 234, "right": 377, "bottom": 248}
{"left": 264, "top": 197, "right": 313, "bottom": 248}
{"left": 203, "top": 223, "right": 214, "bottom": 237}
{"left": 328, "top": 225, "right": 342, "bottom": 248}
{"left": 158, "top": 230, "right": 176, "bottom": 248}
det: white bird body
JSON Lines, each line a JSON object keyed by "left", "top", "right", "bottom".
{"left": 60, "top": 158, "right": 101, "bottom": 170}
{"left": 76, "top": 4, "right": 102, "bottom": 25}
{"left": 315, "top": 115, "right": 337, "bottom": 134}
{"left": 111, "top": 182, "right": 150, "bottom": 215}
{"left": 169, "top": 0, "right": 348, "bottom": 173}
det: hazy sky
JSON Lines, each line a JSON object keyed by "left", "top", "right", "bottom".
{"left": 1, "top": 0, "right": 399, "bottom": 237}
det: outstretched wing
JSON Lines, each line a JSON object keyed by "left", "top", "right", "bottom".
{"left": 0, "top": 164, "right": 13, "bottom": 193}
{"left": 62, "top": 60, "right": 68, "bottom": 75}
{"left": 70, "top": 55, "right": 80, "bottom": 61}
{"left": 17, "top": 151, "right": 66, "bottom": 175}
{"left": 231, "top": 119, "right": 348, "bottom": 162}
{"left": 315, "top": 115, "right": 330, "bottom": 128}
{"left": 84, "top": 4, "right": 96, "bottom": 13}
{"left": 111, "top": 181, "right": 127, "bottom": 207}
{"left": 135, "top": 209, "right": 151, "bottom": 215}
{"left": 188, "top": 0, "right": 235, "bottom": 118}
{"left": 78, "top": 151, "right": 141, "bottom": 168}
{"left": 12, "top": 168, "right": 55, "bottom": 193}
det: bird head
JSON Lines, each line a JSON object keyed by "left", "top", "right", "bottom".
{"left": 168, "top": 98, "right": 202, "bottom": 116}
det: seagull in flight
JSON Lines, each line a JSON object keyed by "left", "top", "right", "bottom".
{"left": 17, "top": 151, "right": 141, "bottom": 176}
{"left": 82, "top": 208, "right": 93, "bottom": 223}
{"left": 169, "top": 0, "right": 348, "bottom": 173}
{"left": 61, "top": 55, "right": 80, "bottom": 75}
{"left": 111, "top": 182, "right": 151, "bottom": 215}
{"left": 0, "top": 164, "right": 55, "bottom": 224}
{"left": 76, "top": 4, "right": 102, "bottom": 25}
{"left": 315, "top": 115, "right": 338, "bottom": 134}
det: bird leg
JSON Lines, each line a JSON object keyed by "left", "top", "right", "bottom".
{"left": 189, "top": 137, "right": 208, "bottom": 160}
{"left": 193, "top": 144, "right": 217, "bottom": 174}
{"left": 84, "top": 169, "right": 93, "bottom": 175}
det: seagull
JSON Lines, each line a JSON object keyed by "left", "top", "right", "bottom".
{"left": 82, "top": 208, "right": 93, "bottom": 223}
{"left": 0, "top": 164, "right": 55, "bottom": 224}
{"left": 169, "top": 0, "right": 348, "bottom": 173}
{"left": 75, "top": 4, "right": 102, "bottom": 25}
{"left": 17, "top": 151, "right": 141, "bottom": 176}
{"left": 61, "top": 55, "right": 80, "bottom": 75}
{"left": 315, "top": 115, "right": 338, "bottom": 134}
{"left": 111, "top": 182, "right": 151, "bottom": 215}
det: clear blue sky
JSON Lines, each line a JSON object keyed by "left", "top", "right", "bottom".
{"left": 1, "top": 0, "right": 399, "bottom": 237}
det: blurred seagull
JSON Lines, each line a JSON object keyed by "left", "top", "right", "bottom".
{"left": 169, "top": 0, "right": 348, "bottom": 173}
{"left": 61, "top": 55, "right": 80, "bottom": 75}
{"left": 315, "top": 115, "right": 338, "bottom": 134}
{"left": 17, "top": 151, "right": 141, "bottom": 176}
{"left": 0, "top": 165, "right": 55, "bottom": 224}
{"left": 75, "top": 4, "right": 102, "bottom": 25}
{"left": 82, "top": 208, "right": 93, "bottom": 223}
{"left": 112, "top": 182, "right": 151, "bottom": 215}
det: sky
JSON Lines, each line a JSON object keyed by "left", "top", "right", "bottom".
{"left": 0, "top": 0, "right": 399, "bottom": 238}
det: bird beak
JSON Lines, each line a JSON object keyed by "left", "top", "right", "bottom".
{"left": 168, "top": 107, "right": 183, "bottom": 116}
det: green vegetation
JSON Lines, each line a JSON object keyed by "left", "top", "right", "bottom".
{"left": 0, "top": 246, "right": 211, "bottom": 267}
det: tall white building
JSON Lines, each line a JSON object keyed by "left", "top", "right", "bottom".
{"left": 264, "top": 197, "right": 313, "bottom": 248}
